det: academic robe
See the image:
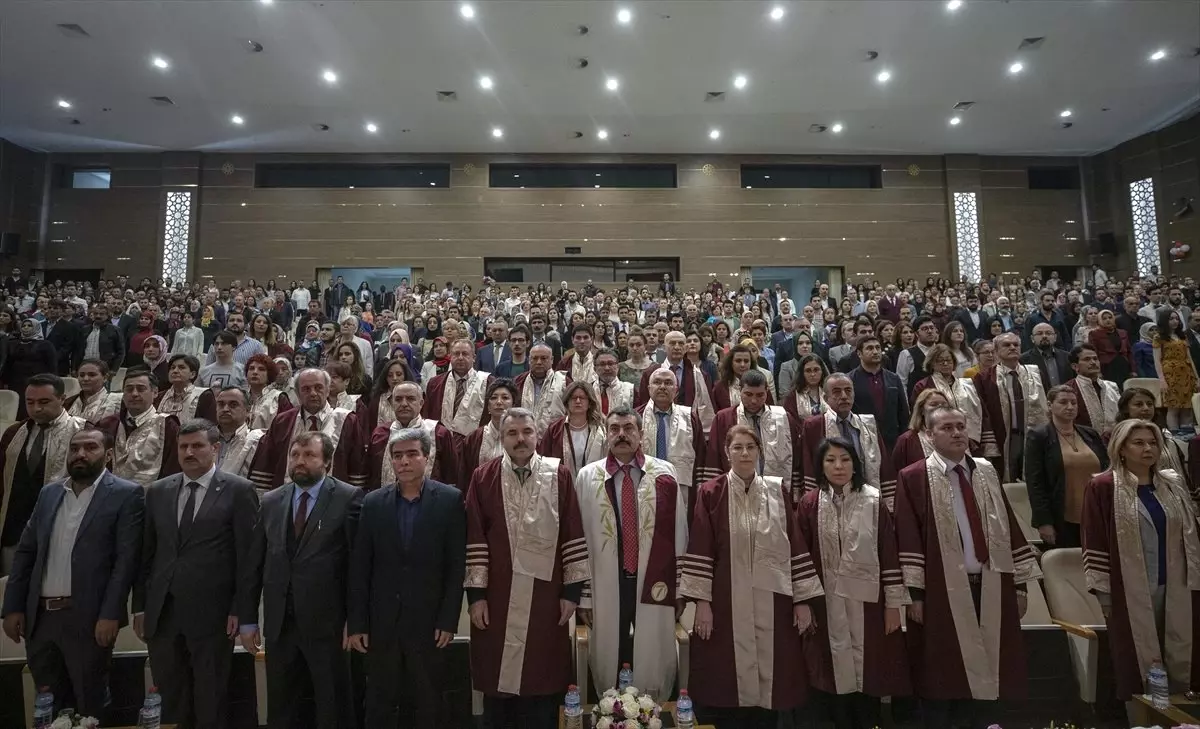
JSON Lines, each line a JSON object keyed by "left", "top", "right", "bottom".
{"left": 891, "top": 429, "right": 933, "bottom": 475}
{"left": 799, "top": 411, "right": 896, "bottom": 510}
{"left": 0, "top": 411, "right": 88, "bottom": 547}
{"left": 1066, "top": 376, "right": 1120, "bottom": 438}
{"left": 460, "top": 422, "right": 505, "bottom": 496}
{"left": 556, "top": 350, "right": 597, "bottom": 388}
{"left": 357, "top": 394, "right": 395, "bottom": 445}
{"left": 575, "top": 453, "right": 687, "bottom": 699}
{"left": 154, "top": 384, "right": 218, "bottom": 424}
{"left": 513, "top": 370, "right": 569, "bottom": 437}
{"left": 911, "top": 374, "right": 987, "bottom": 452}
{"left": 96, "top": 407, "right": 182, "bottom": 487}
{"left": 712, "top": 380, "right": 775, "bottom": 412}
{"left": 782, "top": 389, "right": 829, "bottom": 424}
{"left": 65, "top": 390, "right": 122, "bottom": 425}
{"left": 894, "top": 454, "right": 1041, "bottom": 701}
{"left": 464, "top": 455, "right": 590, "bottom": 697}
{"left": 637, "top": 402, "right": 705, "bottom": 520}
{"left": 634, "top": 360, "right": 716, "bottom": 433}
{"left": 247, "top": 405, "right": 357, "bottom": 489}
{"left": 703, "top": 405, "right": 802, "bottom": 492}
{"left": 365, "top": 418, "right": 459, "bottom": 490}
{"left": 797, "top": 485, "right": 911, "bottom": 698}
{"left": 536, "top": 417, "right": 608, "bottom": 479}
{"left": 679, "top": 472, "right": 822, "bottom": 710}
{"left": 595, "top": 378, "right": 633, "bottom": 416}
{"left": 248, "top": 389, "right": 294, "bottom": 431}
{"left": 217, "top": 424, "right": 264, "bottom": 481}
{"left": 421, "top": 369, "right": 492, "bottom": 440}
{"left": 973, "top": 364, "right": 1048, "bottom": 482}
{"left": 1082, "top": 468, "right": 1200, "bottom": 699}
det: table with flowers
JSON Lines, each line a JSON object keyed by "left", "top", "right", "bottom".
{"left": 558, "top": 685, "right": 714, "bottom": 729}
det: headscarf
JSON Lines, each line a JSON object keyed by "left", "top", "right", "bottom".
{"left": 430, "top": 336, "right": 451, "bottom": 369}
{"left": 201, "top": 305, "right": 215, "bottom": 328}
{"left": 1140, "top": 321, "right": 1157, "bottom": 344}
{"left": 143, "top": 335, "right": 169, "bottom": 370}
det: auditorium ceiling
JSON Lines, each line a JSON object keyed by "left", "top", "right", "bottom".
{"left": 0, "top": 0, "right": 1197, "bottom": 155}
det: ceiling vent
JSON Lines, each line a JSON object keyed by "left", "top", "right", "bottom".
{"left": 436, "top": 91, "right": 457, "bottom": 101}
{"left": 149, "top": 96, "right": 175, "bottom": 106}
{"left": 953, "top": 101, "right": 976, "bottom": 111}
{"left": 312, "top": 123, "right": 330, "bottom": 132}
{"left": 245, "top": 40, "right": 264, "bottom": 53}
{"left": 705, "top": 91, "right": 726, "bottom": 102}
{"left": 808, "top": 124, "right": 828, "bottom": 133}
{"left": 1018, "top": 37, "right": 1045, "bottom": 50}
{"left": 56, "top": 23, "right": 90, "bottom": 38}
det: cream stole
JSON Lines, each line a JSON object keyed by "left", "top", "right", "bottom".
{"left": 380, "top": 418, "right": 438, "bottom": 485}
{"left": 655, "top": 360, "right": 715, "bottom": 433}
{"left": 823, "top": 411, "right": 883, "bottom": 501}
{"left": 69, "top": 390, "right": 121, "bottom": 424}
{"left": 1074, "top": 376, "right": 1119, "bottom": 435}
{"left": 995, "top": 363, "right": 1047, "bottom": 480}
{"left": 929, "top": 374, "right": 985, "bottom": 444}
{"left": 570, "top": 350, "right": 597, "bottom": 387}
{"left": 249, "top": 389, "right": 284, "bottom": 430}
{"left": 922, "top": 453, "right": 1041, "bottom": 700}
{"left": 597, "top": 379, "right": 633, "bottom": 412}
{"left": 218, "top": 424, "right": 264, "bottom": 479}
{"left": 0, "top": 411, "right": 85, "bottom": 532}
{"left": 562, "top": 421, "right": 607, "bottom": 478}
{"left": 440, "top": 369, "right": 490, "bottom": 436}
{"left": 795, "top": 389, "right": 830, "bottom": 418}
{"left": 641, "top": 404, "right": 696, "bottom": 486}
{"left": 1110, "top": 467, "right": 1200, "bottom": 690}
{"left": 158, "top": 384, "right": 204, "bottom": 421}
{"left": 521, "top": 371, "right": 568, "bottom": 436}
{"left": 115, "top": 407, "right": 170, "bottom": 486}
{"left": 738, "top": 405, "right": 794, "bottom": 489}
{"left": 478, "top": 421, "right": 504, "bottom": 465}
{"left": 290, "top": 405, "right": 351, "bottom": 447}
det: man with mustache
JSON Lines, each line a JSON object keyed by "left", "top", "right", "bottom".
{"left": 2, "top": 428, "right": 143, "bottom": 718}
{"left": 637, "top": 368, "right": 705, "bottom": 520}
{"left": 363, "top": 382, "right": 459, "bottom": 490}
{"left": 134, "top": 419, "right": 259, "bottom": 729}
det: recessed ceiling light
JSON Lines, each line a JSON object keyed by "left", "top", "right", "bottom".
{"left": 946, "top": 0, "right": 963, "bottom": 10}
{"left": 260, "top": 0, "right": 273, "bottom": 5}
{"left": 478, "top": 75, "right": 494, "bottom": 90}
{"left": 365, "top": 122, "right": 378, "bottom": 133}
{"left": 831, "top": 123, "right": 844, "bottom": 133}
{"left": 876, "top": 69, "right": 892, "bottom": 83}
{"left": 1009, "top": 61, "right": 1024, "bottom": 74}
{"left": 616, "top": 8, "right": 632, "bottom": 24}
{"left": 491, "top": 127, "right": 503, "bottom": 138}
{"left": 460, "top": 4, "right": 475, "bottom": 19}
{"left": 769, "top": 6, "right": 785, "bottom": 21}
{"left": 733, "top": 75, "right": 748, "bottom": 89}
{"left": 605, "top": 77, "right": 620, "bottom": 91}
{"left": 597, "top": 129, "right": 609, "bottom": 140}
{"left": 56, "top": 99, "right": 72, "bottom": 109}
{"left": 1060, "top": 109, "right": 1072, "bottom": 118}
{"left": 230, "top": 114, "right": 245, "bottom": 125}
{"left": 322, "top": 69, "right": 338, "bottom": 84}
{"left": 1150, "top": 49, "right": 1167, "bottom": 61}
{"left": 949, "top": 116, "right": 962, "bottom": 126}
{"left": 151, "top": 56, "right": 170, "bottom": 70}
{"left": 709, "top": 128, "right": 721, "bottom": 140}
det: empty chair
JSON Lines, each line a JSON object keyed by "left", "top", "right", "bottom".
{"left": 1041, "top": 548, "right": 1106, "bottom": 705}
{"left": 1122, "top": 377, "right": 1161, "bottom": 406}
{"left": 0, "top": 390, "right": 18, "bottom": 423}
{"left": 109, "top": 367, "right": 128, "bottom": 394}
{"left": 1003, "top": 482, "right": 1041, "bottom": 545}
{"left": 62, "top": 376, "right": 81, "bottom": 399}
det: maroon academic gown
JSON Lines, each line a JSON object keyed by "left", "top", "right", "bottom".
{"left": 893, "top": 460, "right": 1030, "bottom": 701}
{"left": 634, "top": 360, "right": 713, "bottom": 410}
{"left": 465, "top": 458, "right": 587, "bottom": 697}
{"left": 1082, "top": 470, "right": 1200, "bottom": 699}
{"left": 152, "top": 387, "right": 218, "bottom": 423}
{"left": 891, "top": 429, "right": 928, "bottom": 475}
{"left": 704, "top": 406, "right": 802, "bottom": 487}
{"left": 684, "top": 474, "right": 811, "bottom": 709}
{"left": 95, "top": 409, "right": 183, "bottom": 481}
{"left": 636, "top": 402, "right": 706, "bottom": 521}
{"left": 972, "top": 367, "right": 1009, "bottom": 475}
{"left": 247, "top": 407, "right": 359, "bottom": 489}
{"left": 798, "top": 414, "right": 896, "bottom": 503}
{"left": 460, "top": 425, "right": 499, "bottom": 498}
{"left": 363, "top": 421, "right": 459, "bottom": 491}
{"left": 422, "top": 370, "right": 494, "bottom": 445}
{"left": 796, "top": 488, "right": 911, "bottom": 698}
{"left": 712, "top": 380, "right": 775, "bottom": 412}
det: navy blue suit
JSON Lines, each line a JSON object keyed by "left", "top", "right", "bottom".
{"left": 476, "top": 341, "right": 512, "bottom": 374}
{"left": 1, "top": 471, "right": 144, "bottom": 716}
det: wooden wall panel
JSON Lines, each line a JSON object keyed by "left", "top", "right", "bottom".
{"left": 0, "top": 139, "right": 44, "bottom": 267}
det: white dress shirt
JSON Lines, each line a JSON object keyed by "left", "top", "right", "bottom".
{"left": 177, "top": 465, "right": 217, "bottom": 524}
{"left": 41, "top": 470, "right": 106, "bottom": 596}
{"left": 932, "top": 451, "right": 984, "bottom": 574}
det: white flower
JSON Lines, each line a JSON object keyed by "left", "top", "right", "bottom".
{"left": 50, "top": 717, "right": 72, "bottom": 729}
{"left": 623, "top": 720, "right": 640, "bottom": 729}
{"left": 603, "top": 688, "right": 619, "bottom": 699}
{"left": 596, "top": 718, "right": 612, "bottom": 729}
{"left": 649, "top": 719, "right": 663, "bottom": 729}
{"left": 598, "top": 697, "right": 615, "bottom": 715}
{"left": 623, "top": 685, "right": 639, "bottom": 696}
{"left": 79, "top": 719, "right": 100, "bottom": 729}
{"left": 622, "top": 702, "right": 638, "bottom": 719}
{"left": 638, "top": 695, "right": 655, "bottom": 711}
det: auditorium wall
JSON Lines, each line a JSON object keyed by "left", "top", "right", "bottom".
{"left": 30, "top": 149, "right": 1091, "bottom": 288}
{"left": 0, "top": 139, "right": 44, "bottom": 264}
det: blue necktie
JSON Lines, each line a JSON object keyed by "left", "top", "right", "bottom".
{"left": 656, "top": 411, "right": 669, "bottom": 460}
{"left": 751, "top": 413, "right": 764, "bottom": 472}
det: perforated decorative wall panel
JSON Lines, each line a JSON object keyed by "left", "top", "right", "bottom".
{"left": 161, "top": 191, "right": 192, "bottom": 282}
{"left": 1129, "top": 177, "right": 1160, "bottom": 276}
{"left": 952, "top": 192, "right": 981, "bottom": 283}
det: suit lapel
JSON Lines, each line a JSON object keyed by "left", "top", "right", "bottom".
{"left": 381, "top": 485, "right": 402, "bottom": 556}
{"left": 37, "top": 486, "right": 67, "bottom": 557}
{"left": 166, "top": 473, "right": 185, "bottom": 546}
{"left": 185, "top": 471, "right": 226, "bottom": 544}
{"left": 297, "top": 479, "right": 335, "bottom": 554}
{"left": 278, "top": 483, "right": 295, "bottom": 550}
{"left": 408, "top": 480, "right": 436, "bottom": 554}
{"left": 75, "top": 473, "right": 113, "bottom": 542}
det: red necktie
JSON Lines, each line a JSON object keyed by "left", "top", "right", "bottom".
{"left": 953, "top": 465, "right": 989, "bottom": 563}
{"left": 453, "top": 378, "right": 466, "bottom": 416}
{"left": 1008, "top": 370, "right": 1025, "bottom": 431}
{"left": 600, "top": 383, "right": 610, "bottom": 414}
{"left": 308, "top": 415, "right": 319, "bottom": 432}
{"left": 619, "top": 466, "right": 638, "bottom": 573}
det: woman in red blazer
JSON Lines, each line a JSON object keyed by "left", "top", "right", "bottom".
{"left": 1087, "top": 309, "right": 1133, "bottom": 387}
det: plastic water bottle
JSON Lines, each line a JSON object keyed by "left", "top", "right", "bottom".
{"left": 617, "top": 663, "right": 634, "bottom": 691}
{"left": 1148, "top": 660, "right": 1170, "bottom": 710}
{"left": 676, "top": 688, "right": 694, "bottom": 729}
{"left": 139, "top": 687, "right": 163, "bottom": 729}
{"left": 564, "top": 684, "right": 582, "bottom": 729}
{"left": 33, "top": 687, "right": 54, "bottom": 729}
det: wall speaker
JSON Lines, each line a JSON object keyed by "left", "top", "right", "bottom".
{"left": 1091, "top": 232, "right": 1118, "bottom": 256}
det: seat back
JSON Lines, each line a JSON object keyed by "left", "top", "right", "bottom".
{"left": 1124, "top": 377, "right": 1162, "bottom": 406}
{"left": 1004, "top": 482, "right": 1040, "bottom": 544}
{"left": 1041, "top": 548, "right": 1104, "bottom": 625}
{"left": 110, "top": 367, "right": 128, "bottom": 394}
{"left": 1020, "top": 578, "right": 1053, "bottom": 626}
{"left": 0, "top": 390, "right": 18, "bottom": 423}
{"left": 62, "top": 377, "right": 81, "bottom": 399}
{"left": 0, "top": 576, "right": 27, "bottom": 662}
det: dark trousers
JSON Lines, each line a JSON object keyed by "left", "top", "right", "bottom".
{"left": 26, "top": 607, "right": 112, "bottom": 718}
{"left": 1055, "top": 521, "right": 1082, "bottom": 549}
{"left": 364, "top": 636, "right": 442, "bottom": 729}
{"left": 694, "top": 704, "right": 778, "bottom": 729}
{"left": 617, "top": 573, "right": 637, "bottom": 668}
{"left": 1008, "top": 429, "right": 1025, "bottom": 481}
{"left": 266, "top": 614, "right": 352, "bottom": 729}
{"left": 147, "top": 595, "right": 233, "bottom": 729}
{"left": 814, "top": 691, "right": 880, "bottom": 729}
{"left": 481, "top": 694, "right": 559, "bottom": 729}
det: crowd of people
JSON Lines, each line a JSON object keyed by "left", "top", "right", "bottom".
{"left": 0, "top": 261, "right": 1198, "bottom": 729}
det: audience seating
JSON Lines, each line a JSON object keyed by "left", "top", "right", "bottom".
{"left": 110, "top": 368, "right": 127, "bottom": 394}
{"left": 62, "top": 377, "right": 80, "bottom": 399}
{"left": 0, "top": 391, "right": 18, "bottom": 424}
{"left": 1040, "top": 548, "right": 1106, "bottom": 705}
{"left": 1003, "top": 482, "right": 1041, "bottom": 546}
{"left": 1124, "top": 377, "right": 1162, "bottom": 405}
{"left": 1192, "top": 393, "right": 1200, "bottom": 425}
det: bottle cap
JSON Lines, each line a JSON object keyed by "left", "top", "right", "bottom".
{"left": 39, "top": 686, "right": 50, "bottom": 692}
{"left": 622, "top": 662, "right": 630, "bottom": 668}
{"left": 679, "top": 689, "right": 689, "bottom": 696}
{"left": 568, "top": 684, "right": 577, "bottom": 690}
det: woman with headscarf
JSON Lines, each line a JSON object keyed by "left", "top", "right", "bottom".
{"left": 126, "top": 309, "right": 156, "bottom": 369}
{"left": 419, "top": 336, "right": 451, "bottom": 391}
{"left": 200, "top": 304, "right": 221, "bottom": 350}
{"left": 1088, "top": 308, "right": 1133, "bottom": 387}
{"left": 3, "top": 316, "right": 56, "bottom": 417}
{"left": 296, "top": 321, "right": 323, "bottom": 367}
{"left": 1133, "top": 321, "right": 1158, "bottom": 378}
{"left": 141, "top": 334, "right": 171, "bottom": 389}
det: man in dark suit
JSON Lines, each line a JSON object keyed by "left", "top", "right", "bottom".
{"left": 1116, "top": 295, "right": 1149, "bottom": 344}
{"left": 325, "top": 277, "right": 352, "bottom": 320}
{"left": 134, "top": 419, "right": 259, "bottom": 729}
{"left": 847, "top": 335, "right": 909, "bottom": 449}
{"left": 1021, "top": 322, "right": 1072, "bottom": 392}
{"left": 2, "top": 428, "right": 143, "bottom": 717}
{"left": 45, "top": 300, "right": 81, "bottom": 376}
{"left": 476, "top": 319, "right": 512, "bottom": 374}
{"left": 241, "top": 431, "right": 362, "bottom": 729}
{"left": 74, "top": 304, "right": 124, "bottom": 373}
{"left": 953, "top": 293, "right": 988, "bottom": 344}
{"left": 348, "top": 426, "right": 465, "bottom": 728}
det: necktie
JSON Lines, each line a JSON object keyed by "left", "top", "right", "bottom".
{"left": 294, "top": 490, "right": 310, "bottom": 539}
{"left": 600, "top": 382, "right": 610, "bottom": 414}
{"left": 619, "top": 466, "right": 638, "bottom": 573}
{"left": 655, "top": 411, "right": 669, "bottom": 460}
{"left": 26, "top": 424, "right": 47, "bottom": 472}
{"left": 308, "top": 415, "right": 319, "bottom": 432}
{"left": 453, "top": 377, "right": 467, "bottom": 416}
{"left": 673, "top": 366, "right": 684, "bottom": 403}
{"left": 178, "top": 481, "right": 200, "bottom": 540}
{"left": 953, "top": 465, "right": 989, "bottom": 563}
{"left": 1008, "top": 370, "right": 1025, "bottom": 431}
{"left": 515, "top": 466, "right": 531, "bottom": 484}
{"left": 750, "top": 413, "right": 765, "bottom": 472}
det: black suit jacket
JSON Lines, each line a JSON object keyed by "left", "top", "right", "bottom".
{"left": 133, "top": 470, "right": 259, "bottom": 639}
{"left": 1024, "top": 423, "right": 1108, "bottom": 531}
{"left": 2, "top": 472, "right": 143, "bottom": 636}
{"left": 848, "top": 366, "right": 909, "bottom": 448}
{"left": 954, "top": 309, "right": 988, "bottom": 343}
{"left": 74, "top": 322, "right": 125, "bottom": 371}
{"left": 242, "top": 477, "right": 362, "bottom": 641}
{"left": 348, "top": 480, "right": 465, "bottom": 642}
{"left": 1020, "top": 347, "right": 1072, "bottom": 393}
{"left": 46, "top": 319, "right": 81, "bottom": 375}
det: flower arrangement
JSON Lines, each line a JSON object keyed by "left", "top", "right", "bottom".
{"left": 592, "top": 685, "right": 663, "bottom": 729}
{"left": 49, "top": 714, "right": 98, "bottom": 729}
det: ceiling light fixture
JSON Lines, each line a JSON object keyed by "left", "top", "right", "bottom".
{"left": 605, "top": 77, "right": 620, "bottom": 91}
{"left": 478, "top": 75, "right": 494, "bottom": 90}
{"left": 260, "top": 0, "right": 273, "bottom": 5}
{"left": 733, "top": 74, "right": 748, "bottom": 89}
{"left": 151, "top": 56, "right": 170, "bottom": 70}
{"left": 831, "top": 123, "right": 844, "bottom": 133}
{"left": 949, "top": 115, "right": 962, "bottom": 126}
{"left": 491, "top": 127, "right": 503, "bottom": 138}
{"left": 1150, "top": 48, "right": 1167, "bottom": 61}
{"left": 230, "top": 114, "right": 245, "bottom": 125}
{"left": 322, "top": 69, "right": 338, "bottom": 84}
{"left": 769, "top": 6, "right": 785, "bottom": 21}
{"left": 616, "top": 8, "right": 632, "bottom": 24}
{"left": 597, "top": 129, "right": 609, "bottom": 140}
{"left": 876, "top": 69, "right": 892, "bottom": 83}
{"left": 1059, "top": 109, "right": 1072, "bottom": 118}
{"left": 709, "top": 128, "right": 721, "bottom": 140}
{"left": 946, "top": 0, "right": 963, "bottom": 10}
{"left": 56, "top": 99, "right": 72, "bottom": 109}
{"left": 365, "top": 122, "right": 378, "bottom": 133}
{"left": 1009, "top": 61, "right": 1023, "bottom": 74}
{"left": 460, "top": 4, "right": 475, "bottom": 19}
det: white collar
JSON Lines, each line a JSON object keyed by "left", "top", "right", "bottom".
{"left": 183, "top": 464, "right": 217, "bottom": 488}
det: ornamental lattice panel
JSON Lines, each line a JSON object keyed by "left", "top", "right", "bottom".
{"left": 1129, "top": 177, "right": 1160, "bottom": 276}
{"left": 952, "top": 191, "right": 981, "bottom": 283}
{"left": 161, "top": 191, "right": 192, "bottom": 282}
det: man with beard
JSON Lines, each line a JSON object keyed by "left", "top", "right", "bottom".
{"left": 1063, "top": 344, "right": 1120, "bottom": 440}
{"left": 422, "top": 339, "right": 492, "bottom": 440}
{"left": 364, "top": 382, "right": 458, "bottom": 490}
{"left": 953, "top": 293, "right": 987, "bottom": 343}
{"left": 1, "top": 428, "right": 143, "bottom": 718}
{"left": 895, "top": 317, "right": 941, "bottom": 400}
{"left": 1020, "top": 322, "right": 1071, "bottom": 393}
{"left": 213, "top": 386, "right": 265, "bottom": 482}
{"left": 594, "top": 348, "right": 633, "bottom": 415}
{"left": 205, "top": 310, "right": 266, "bottom": 368}
{"left": 134, "top": 420, "right": 259, "bottom": 729}
{"left": 241, "top": 431, "right": 362, "bottom": 729}
{"left": 1022, "top": 289, "right": 1070, "bottom": 351}
{"left": 73, "top": 304, "right": 124, "bottom": 373}
{"left": 513, "top": 344, "right": 568, "bottom": 436}
{"left": 574, "top": 406, "right": 687, "bottom": 700}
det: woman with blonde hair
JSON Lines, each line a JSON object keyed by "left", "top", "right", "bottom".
{"left": 536, "top": 380, "right": 607, "bottom": 478}
{"left": 1082, "top": 418, "right": 1200, "bottom": 702}
{"left": 890, "top": 388, "right": 950, "bottom": 473}
{"left": 911, "top": 343, "right": 987, "bottom": 455}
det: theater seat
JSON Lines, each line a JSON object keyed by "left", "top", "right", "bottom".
{"left": 110, "top": 368, "right": 127, "bottom": 394}
{"left": 1124, "top": 377, "right": 1161, "bottom": 406}
{"left": 1003, "top": 482, "right": 1041, "bottom": 545}
{"left": 62, "top": 377, "right": 81, "bottom": 400}
{"left": 0, "top": 390, "right": 18, "bottom": 423}
{"left": 1041, "top": 548, "right": 1105, "bottom": 704}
